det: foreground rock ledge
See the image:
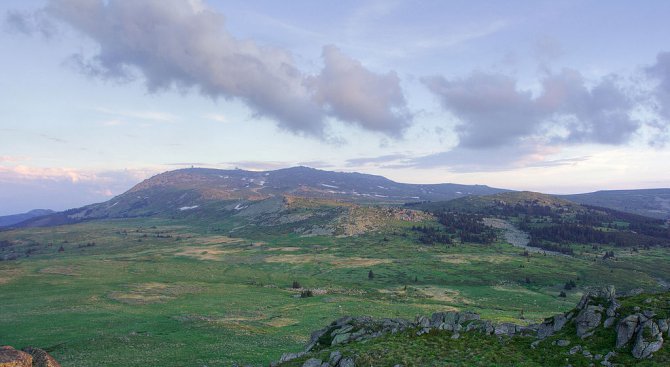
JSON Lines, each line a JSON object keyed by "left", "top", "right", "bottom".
{"left": 0, "top": 346, "right": 60, "bottom": 367}
{"left": 272, "top": 286, "right": 669, "bottom": 367}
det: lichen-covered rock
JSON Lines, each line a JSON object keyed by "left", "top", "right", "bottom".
{"left": 538, "top": 314, "right": 568, "bottom": 339}
{"left": 575, "top": 305, "right": 603, "bottom": 338}
{"left": 616, "top": 314, "right": 640, "bottom": 348}
{"left": 632, "top": 320, "right": 664, "bottom": 359}
{"left": 0, "top": 346, "right": 32, "bottom": 367}
{"left": 301, "top": 358, "right": 323, "bottom": 367}
{"left": 338, "top": 357, "right": 355, "bottom": 367}
{"left": 20, "top": 348, "right": 60, "bottom": 367}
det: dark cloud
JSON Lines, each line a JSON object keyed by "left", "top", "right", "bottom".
{"left": 647, "top": 52, "right": 670, "bottom": 120}
{"left": 27, "top": 0, "right": 409, "bottom": 139}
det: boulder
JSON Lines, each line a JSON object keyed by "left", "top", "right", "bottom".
{"left": 575, "top": 305, "right": 603, "bottom": 338}
{"left": 338, "top": 357, "right": 355, "bottom": 367}
{"left": 538, "top": 314, "right": 568, "bottom": 339}
{"left": 0, "top": 347, "right": 32, "bottom": 367}
{"left": 632, "top": 320, "right": 664, "bottom": 359}
{"left": 616, "top": 314, "right": 640, "bottom": 348}
{"left": 301, "top": 358, "right": 323, "bottom": 367}
{"left": 21, "top": 348, "right": 60, "bottom": 367}
{"left": 328, "top": 351, "right": 342, "bottom": 365}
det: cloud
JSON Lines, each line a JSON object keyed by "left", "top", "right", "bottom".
{"left": 3, "top": 9, "right": 56, "bottom": 37}
{"left": 421, "top": 68, "right": 642, "bottom": 170}
{"left": 310, "top": 46, "right": 411, "bottom": 136}
{"left": 647, "top": 52, "right": 670, "bottom": 120}
{"left": 402, "top": 142, "right": 558, "bottom": 172}
{"left": 423, "top": 72, "right": 542, "bottom": 148}
{"left": 32, "top": 0, "right": 409, "bottom": 139}
{"left": 345, "top": 153, "right": 408, "bottom": 167}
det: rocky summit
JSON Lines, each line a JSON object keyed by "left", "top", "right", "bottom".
{"left": 272, "top": 287, "right": 669, "bottom": 366}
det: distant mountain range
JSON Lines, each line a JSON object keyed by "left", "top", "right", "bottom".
{"left": 8, "top": 167, "right": 670, "bottom": 228}
{"left": 0, "top": 209, "right": 54, "bottom": 228}
{"left": 562, "top": 189, "right": 670, "bottom": 219}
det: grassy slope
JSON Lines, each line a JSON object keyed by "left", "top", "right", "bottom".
{"left": 1, "top": 216, "right": 669, "bottom": 366}
{"left": 280, "top": 292, "right": 670, "bottom": 367}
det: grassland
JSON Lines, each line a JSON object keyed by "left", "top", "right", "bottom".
{"left": 1, "top": 217, "right": 669, "bottom": 366}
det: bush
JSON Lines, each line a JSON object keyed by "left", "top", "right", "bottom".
{"left": 300, "top": 289, "right": 313, "bottom": 298}
{"left": 292, "top": 280, "right": 301, "bottom": 289}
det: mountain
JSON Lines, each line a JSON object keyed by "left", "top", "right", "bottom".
{"left": 16, "top": 166, "right": 507, "bottom": 227}
{"left": 562, "top": 189, "right": 670, "bottom": 219}
{"left": 0, "top": 209, "right": 54, "bottom": 228}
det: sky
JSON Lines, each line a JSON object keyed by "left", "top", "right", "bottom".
{"left": 1, "top": 0, "right": 670, "bottom": 215}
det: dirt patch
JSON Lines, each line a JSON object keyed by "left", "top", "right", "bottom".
{"left": 264, "top": 254, "right": 391, "bottom": 268}
{"left": 108, "top": 282, "right": 201, "bottom": 305}
{"left": 0, "top": 268, "right": 24, "bottom": 285}
{"left": 417, "top": 286, "right": 462, "bottom": 303}
{"left": 437, "top": 255, "right": 471, "bottom": 265}
{"left": 271, "top": 247, "right": 302, "bottom": 252}
{"left": 39, "top": 266, "right": 80, "bottom": 276}
{"left": 265, "top": 317, "right": 298, "bottom": 328}
{"left": 330, "top": 257, "right": 392, "bottom": 267}
{"left": 190, "top": 236, "right": 244, "bottom": 245}
{"left": 175, "top": 246, "right": 242, "bottom": 260}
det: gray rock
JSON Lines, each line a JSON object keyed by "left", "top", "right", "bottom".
{"left": 643, "top": 310, "right": 656, "bottom": 318}
{"left": 494, "top": 323, "right": 518, "bottom": 336}
{"left": 575, "top": 305, "right": 603, "bottom": 338}
{"left": 451, "top": 332, "right": 460, "bottom": 339}
{"left": 569, "top": 345, "right": 582, "bottom": 355}
{"left": 658, "top": 319, "right": 668, "bottom": 334}
{"left": 416, "top": 316, "right": 430, "bottom": 328}
{"left": 594, "top": 354, "right": 602, "bottom": 360}
{"left": 338, "top": 357, "right": 355, "bottom": 367}
{"left": 538, "top": 313, "right": 569, "bottom": 339}
{"left": 416, "top": 327, "right": 430, "bottom": 336}
{"left": 606, "top": 299, "right": 620, "bottom": 318}
{"left": 331, "top": 333, "right": 351, "bottom": 345}
{"left": 616, "top": 314, "right": 640, "bottom": 348}
{"left": 302, "top": 358, "right": 323, "bottom": 367}
{"left": 632, "top": 320, "right": 664, "bottom": 359}
{"left": 553, "top": 339, "right": 570, "bottom": 347}
{"left": 329, "top": 351, "right": 342, "bottom": 365}
{"left": 332, "top": 325, "right": 353, "bottom": 337}
{"left": 603, "top": 317, "right": 616, "bottom": 329}
{"left": 530, "top": 340, "right": 540, "bottom": 349}
{"left": 279, "top": 352, "right": 306, "bottom": 362}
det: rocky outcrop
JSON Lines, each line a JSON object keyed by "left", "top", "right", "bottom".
{"left": 20, "top": 348, "right": 60, "bottom": 367}
{"left": 0, "top": 347, "right": 60, "bottom": 367}
{"left": 631, "top": 319, "right": 664, "bottom": 359}
{"left": 273, "top": 286, "right": 669, "bottom": 366}
{"left": 0, "top": 347, "right": 32, "bottom": 367}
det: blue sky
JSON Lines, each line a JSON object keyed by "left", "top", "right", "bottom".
{"left": 1, "top": 0, "right": 670, "bottom": 215}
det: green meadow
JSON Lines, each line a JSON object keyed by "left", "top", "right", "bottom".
{"left": 1, "top": 218, "right": 668, "bottom": 366}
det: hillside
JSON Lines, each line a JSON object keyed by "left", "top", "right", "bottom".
{"left": 407, "top": 191, "right": 670, "bottom": 254}
{"left": 0, "top": 209, "right": 54, "bottom": 228}
{"left": 563, "top": 189, "right": 670, "bottom": 219}
{"left": 273, "top": 287, "right": 670, "bottom": 366}
{"left": 15, "top": 167, "right": 505, "bottom": 228}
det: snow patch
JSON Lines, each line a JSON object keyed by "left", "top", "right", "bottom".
{"left": 321, "top": 183, "right": 339, "bottom": 188}
{"left": 234, "top": 203, "right": 247, "bottom": 210}
{"left": 179, "top": 205, "right": 199, "bottom": 211}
